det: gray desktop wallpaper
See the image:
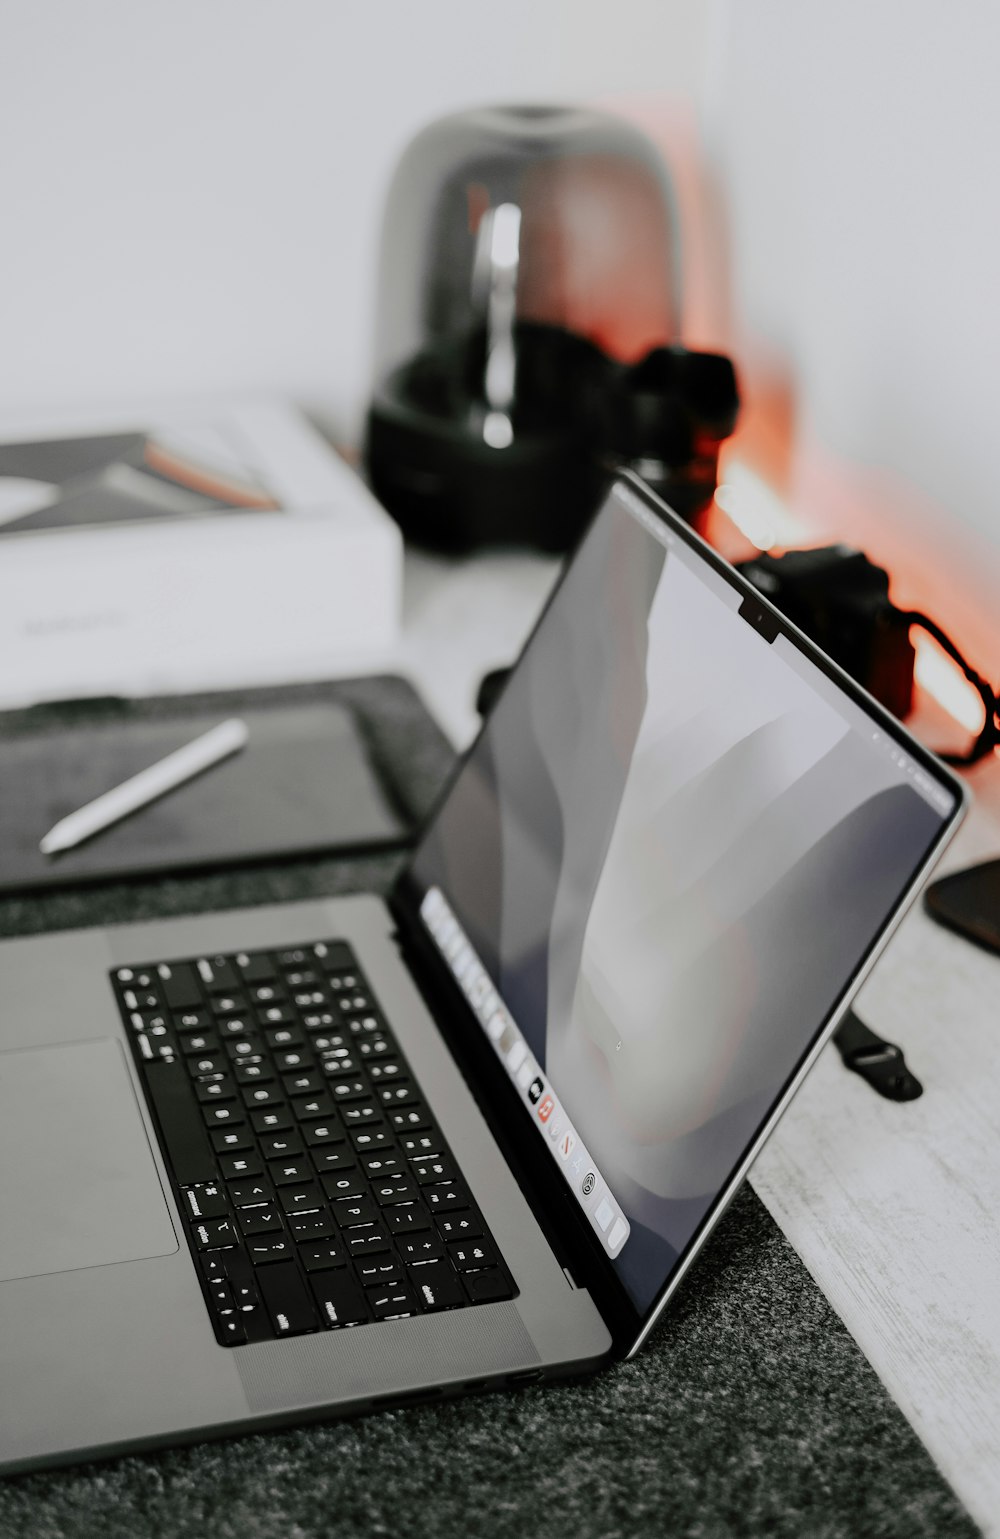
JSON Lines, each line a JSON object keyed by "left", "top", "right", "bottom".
{"left": 413, "top": 497, "right": 943, "bottom": 1309}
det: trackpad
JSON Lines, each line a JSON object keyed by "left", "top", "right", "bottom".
{"left": 0, "top": 1038, "right": 177, "bottom": 1282}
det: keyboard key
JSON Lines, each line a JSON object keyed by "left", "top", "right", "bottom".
{"left": 251, "top": 1106, "right": 291, "bottom": 1134}
{"left": 260, "top": 1133, "right": 303, "bottom": 1160}
{"left": 246, "top": 1236, "right": 294, "bottom": 1265}
{"left": 410, "top": 1258, "right": 465, "bottom": 1311}
{"left": 176, "top": 1010, "right": 211, "bottom": 1034}
{"left": 257, "top": 1261, "right": 318, "bottom": 1335}
{"left": 374, "top": 1179, "right": 419, "bottom": 1207}
{"left": 310, "top": 1269, "right": 368, "bottom": 1327}
{"left": 219, "top": 1314, "right": 247, "bottom": 1344}
{"left": 425, "top": 1183, "right": 469, "bottom": 1214}
{"left": 303, "top": 1121, "right": 344, "bottom": 1148}
{"left": 334, "top": 1084, "right": 373, "bottom": 1109}
{"left": 234, "top": 1060, "right": 274, "bottom": 1086}
{"left": 378, "top": 1083, "right": 417, "bottom": 1109}
{"left": 212, "top": 1126, "right": 253, "bottom": 1154}
{"left": 299, "top": 1242, "right": 347, "bottom": 1272}
{"left": 250, "top": 983, "right": 286, "bottom": 1005}
{"left": 401, "top": 1132, "right": 441, "bottom": 1157}
{"left": 201, "top": 1253, "right": 229, "bottom": 1283}
{"left": 412, "top": 1157, "right": 457, "bottom": 1185}
{"left": 321, "top": 1056, "right": 360, "bottom": 1080}
{"left": 144, "top": 1059, "right": 217, "bottom": 1186}
{"left": 331, "top": 1195, "right": 378, "bottom": 1228}
{"left": 320, "top": 1170, "right": 364, "bottom": 1200}
{"left": 462, "top": 1269, "right": 514, "bottom": 1304}
{"left": 238, "top": 1205, "right": 283, "bottom": 1238}
{"left": 225, "top": 1033, "right": 265, "bottom": 1060}
{"left": 362, "top": 1152, "right": 404, "bottom": 1179}
{"left": 388, "top": 1104, "right": 431, "bottom": 1133}
{"left": 292, "top": 1092, "right": 335, "bottom": 1121}
{"left": 182, "top": 1182, "right": 228, "bottom": 1220}
{"left": 220, "top": 1152, "right": 262, "bottom": 1180}
{"left": 448, "top": 1238, "right": 500, "bottom": 1272}
{"left": 180, "top": 1030, "right": 220, "bottom": 1056}
{"left": 277, "top": 946, "right": 311, "bottom": 967}
{"left": 436, "top": 1212, "right": 483, "bottom": 1241}
{"left": 369, "top": 1285, "right": 416, "bottom": 1321}
{"left": 398, "top": 1235, "right": 446, "bottom": 1264}
{"left": 368, "top": 1060, "right": 403, "bottom": 1082}
{"left": 294, "top": 989, "right": 330, "bottom": 1011}
{"left": 241, "top": 1083, "right": 283, "bottom": 1109}
{"left": 187, "top": 1052, "right": 226, "bottom": 1078}
{"left": 268, "top": 1157, "right": 313, "bottom": 1186}
{"left": 197, "top": 955, "right": 240, "bottom": 993}
{"left": 289, "top": 1212, "right": 336, "bottom": 1242}
{"left": 284, "top": 968, "right": 319, "bottom": 989}
{"left": 228, "top": 1178, "right": 273, "bottom": 1207}
{"left": 274, "top": 1049, "right": 311, "bottom": 1074}
{"left": 210, "top": 1280, "right": 236, "bottom": 1317}
{"left": 282, "top": 1070, "right": 323, "bottom": 1097}
{"left": 314, "top": 942, "right": 355, "bottom": 972}
{"left": 192, "top": 1218, "right": 237, "bottom": 1250}
{"left": 211, "top": 995, "right": 247, "bottom": 1018}
{"left": 160, "top": 960, "right": 203, "bottom": 1009}
{"left": 350, "top": 1129, "right": 392, "bottom": 1153}
{"left": 341, "top": 1104, "right": 382, "bottom": 1128}
{"left": 312, "top": 1147, "right": 357, "bottom": 1175}
{"left": 229, "top": 1273, "right": 261, "bottom": 1310}
{"left": 195, "top": 1077, "right": 235, "bottom": 1104}
{"left": 303, "top": 1012, "right": 342, "bottom": 1034}
{"left": 356, "top": 1036, "right": 390, "bottom": 1057}
{"left": 215, "top": 1003, "right": 250, "bottom": 1028}
{"left": 385, "top": 1207, "right": 430, "bottom": 1236}
{"left": 346, "top": 1226, "right": 391, "bottom": 1256}
{"left": 279, "top": 1183, "right": 325, "bottom": 1215}
{"left": 203, "top": 1103, "right": 245, "bottom": 1130}
{"left": 236, "top": 950, "right": 277, "bottom": 983}
{"left": 265, "top": 1026, "right": 303, "bottom": 1050}
{"left": 356, "top": 1257, "right": 400, "bottom": 1285}
{"left": 259, "top": 1005, "right": 294, "bottom": 1027}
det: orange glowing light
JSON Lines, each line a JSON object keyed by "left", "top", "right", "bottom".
{"left": 913, "top": 634, "right": 988, "bottom": 735}
{"left": 713, "top": 461, "right": 807, "bottom": 551}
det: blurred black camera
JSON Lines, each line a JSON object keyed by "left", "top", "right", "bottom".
{"left": 738, "top": 544, "right": 916, "bottom": 719}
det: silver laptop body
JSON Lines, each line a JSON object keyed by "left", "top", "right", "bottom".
{"left": 0, "top": 475, "right": 965, "bottom": 1472}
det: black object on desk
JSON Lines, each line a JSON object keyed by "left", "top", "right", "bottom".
{"left": 925, "top": 858, "right": 1000, "bottom": 956}
{"left": 0, "top": 683, "right": 416, "bottom": 893}
{"left": 834, "top": 1009, "right": 923, "bottom": 1101}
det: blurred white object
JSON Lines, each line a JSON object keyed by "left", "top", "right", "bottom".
{"left": 40, "top": 717, "right": 248, "bottom": 855}
{"left": 0, "top": 396, "right": 401, "bottom": 706}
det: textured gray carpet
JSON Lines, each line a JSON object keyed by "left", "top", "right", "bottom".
{"left": 0, "top": 678, "right": 978, "bottom": 1537}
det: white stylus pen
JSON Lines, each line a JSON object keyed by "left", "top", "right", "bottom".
{"left": 39, "top": 717, "right": 249, "bottom": 856}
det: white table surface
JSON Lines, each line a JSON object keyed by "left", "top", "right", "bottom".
{"left": 386, "top": 540, "right": 1000, "bottom": 1537}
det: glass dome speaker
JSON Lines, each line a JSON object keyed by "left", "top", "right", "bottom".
{"left": 364, "top": 104, "right": 685, "bottom": 553}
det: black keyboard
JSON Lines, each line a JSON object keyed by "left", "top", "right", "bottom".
{"left": 112, "top": 940, "right": 516, "bottom": 1346}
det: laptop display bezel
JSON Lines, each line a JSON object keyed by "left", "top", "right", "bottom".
{"left": 390, "top": 471, "right": 968, "bottom": 1357}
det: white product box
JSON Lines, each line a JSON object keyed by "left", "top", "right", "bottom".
{"left": 0, "top": 395, "right": 402, "bottom": 706}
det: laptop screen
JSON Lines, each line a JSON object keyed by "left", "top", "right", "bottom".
{"left": 407, "top": 479, "right": 959, "bottom": 1315}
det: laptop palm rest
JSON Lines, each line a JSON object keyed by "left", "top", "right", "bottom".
{"left": 0, "top": 1038, "right": 177, "bottom": 1282}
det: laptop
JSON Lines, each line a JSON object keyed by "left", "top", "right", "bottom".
{"left": 0, "top": 472, "right": 965, "bottom": 1472}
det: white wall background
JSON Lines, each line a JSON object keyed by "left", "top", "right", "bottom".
{"left": 706, "top": 0, "right": 1000, "bottom": 555}
{"left": 0, "top": 1, "right": 710, "bottom": 440}
{"left": 3, "top": 0, "right": 998, "bottom": 566}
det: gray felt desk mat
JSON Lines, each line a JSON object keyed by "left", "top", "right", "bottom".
{"left": 0, "top": 676, "right": 976, "bottom": 1537}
